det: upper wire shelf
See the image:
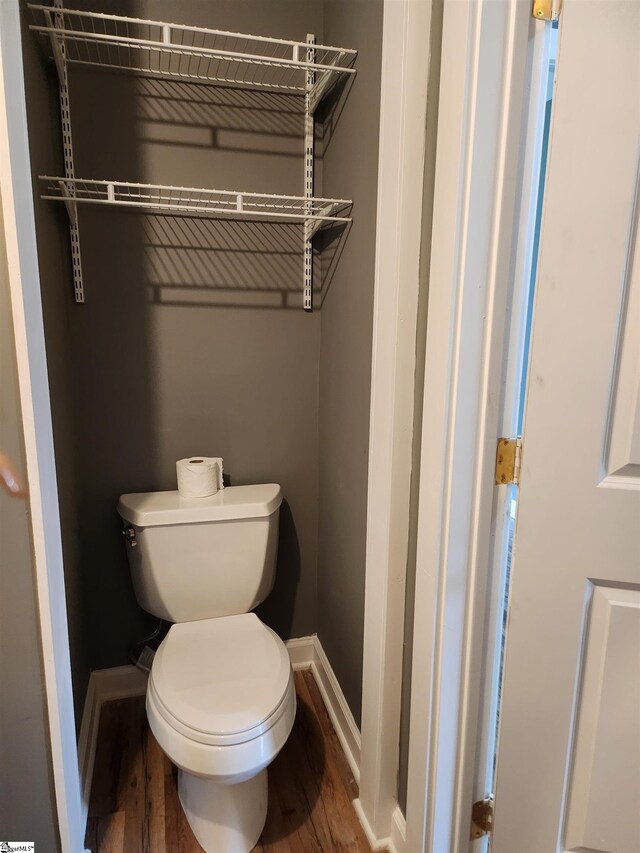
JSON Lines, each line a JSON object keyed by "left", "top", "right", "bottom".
{"left": 28, "top": 5, "right": 357, "bottom": 111}
{"left": 40, "top": 177, "right": 352, "bottom": 235}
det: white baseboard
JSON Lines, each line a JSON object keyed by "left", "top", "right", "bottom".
{"left": 77, "top": 675, "right": 98, "bottom": 832}
{"left": 352, "top": 798, "right": 393, "bottom": 852}
{"left": 286, "top": 637, "right": 407, "bottom": 850}
{"left": 77, "top": 665, "right": 148, "bottom": 831}
{"left": 284, "top": 634, "right": 317, "bottom": 669}
{"left": 78, "top": 636, "right": 392, "bottom": 849}
{"left": 286, "top": 635, "right": 361, "bottom": 785}
{"left": 351, "top": 800, "right": 405, "bottom": 853}
{"left": 390, "top": 804, "right": 407, "bottom": 853}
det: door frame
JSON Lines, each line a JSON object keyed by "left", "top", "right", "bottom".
{"left": 0, "top": 3, "right": 86, "bottom": 851}
{"left": 404, "top": 2, "right": 552, "bottom": 851}
{"left": 357, "top": 0, "right": 434, "bottom": 847}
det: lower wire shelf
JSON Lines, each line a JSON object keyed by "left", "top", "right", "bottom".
{"left": 39, "top": 176, "right": 352, "bottom": 229}
{"left": 39, "top": 177, "right": 352, "bottom": 309}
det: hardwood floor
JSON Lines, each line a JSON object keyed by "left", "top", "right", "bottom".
{"left": 85, "top": 669, "right": 374, "bottom": 853}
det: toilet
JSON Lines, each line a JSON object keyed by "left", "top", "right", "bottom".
{"left": 117, "top": 484, "right": 296, "bottom": 853}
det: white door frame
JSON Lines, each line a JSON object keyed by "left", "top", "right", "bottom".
{"left": 0, "top": 2, "right": 86, "bottom": 851}
{"left": 357, "top": 0, "right": 433, "bottom": 848}
{"left": 404, "top": 2, "right": 550, "bottom": 851}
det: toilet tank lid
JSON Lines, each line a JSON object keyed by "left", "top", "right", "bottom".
{"left": 117, "top": 484, "right": 282, "bottom": 527}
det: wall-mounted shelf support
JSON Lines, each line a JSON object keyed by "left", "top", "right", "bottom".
{"left": 303, "top": 34, "right": 316, "bottom": 312}
{"left": 30, "top": 5, "right": 356, "bottom": 309}
{"left": 52, "top": 0, "right": 84, "bottom": 302}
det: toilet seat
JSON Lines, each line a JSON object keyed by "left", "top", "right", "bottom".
{"left": 149, "top": 613, "right": 292, "bottom": 746}
{"left": 147, "top": 672, "right": 296, "bottom": 783}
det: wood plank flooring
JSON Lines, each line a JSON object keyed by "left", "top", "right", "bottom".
{"left": 85, "top": 669, "right": 374, "bottom": 853}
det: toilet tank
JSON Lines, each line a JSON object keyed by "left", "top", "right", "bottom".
{"left": 117, "top": 484, "right": 282, "bottom": 623}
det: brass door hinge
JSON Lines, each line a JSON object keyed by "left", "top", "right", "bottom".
{"left": 532, "top": 0, "right": 563, "bottom": 21}
{"left": 495, "top": 437, "right": 523, "bottom": 485}
{"left": 470, "top": 796, "right": 494, "bottom": 840}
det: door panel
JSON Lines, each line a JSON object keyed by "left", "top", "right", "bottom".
{"left": 492, "top": 1, "right": 640, "bottom": 850}
{"left": 606, "top": 200, "right": 640, "bottom": 486}
{"left": 564, "top": 585, "right": 640, "bottom": 852}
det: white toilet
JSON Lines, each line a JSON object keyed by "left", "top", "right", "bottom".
{"left": 117, "top": 484, "right": 296, "bottom": 853}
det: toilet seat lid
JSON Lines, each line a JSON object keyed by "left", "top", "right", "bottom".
{"left": 150, "top": 613, "right": 291, "bottom": 738}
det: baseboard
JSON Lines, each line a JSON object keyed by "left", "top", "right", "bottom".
{"left": 349, "top": 801, "right": 404, "bottom": 853}
{"left": 284, "top": 634, "right": 317, "bottom": 669}
{"left": 352, "top": 798, "right": 394, "bottom": 852}
{"left": 390, "top": 804, "right": 407, "bottom": 853}
{"left": 77, "top": 674, "right": 98, "bottom": 833}
{"left": 290, "top": 638, "right": 404, "bottom": 852}
{"left": 84, "top": 663, "right": 149, "bottom": 702}
{"left": 285, "top": 634, "right": 362, "bottom": 784}
{"left": 77, "top": 665, "right": 148, "bottom": 833}
{"left": 311, "top": 639, "right": 362, "bottom": 785}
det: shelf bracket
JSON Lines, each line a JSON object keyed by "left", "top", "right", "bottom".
{"left": 305, "top": 202, "right": 336, "bottom": 240}
{"left": 54, "top": 0, "right": 84, "bottom": 303}
{"left": 303, "top": 33, "right": 316, "bottom": 311}
{"left": 43, "top": 7, "right": 65, "bottom": 85}
{"left": 308, "top": 51, "right": 348, "bottom": 115}
{"left": 58, "top": 180, "right": 78, "bottom": 226}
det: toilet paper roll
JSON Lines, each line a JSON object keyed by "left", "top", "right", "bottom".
{"left": 176, "top": 457, "right": 224, "bottom": 498}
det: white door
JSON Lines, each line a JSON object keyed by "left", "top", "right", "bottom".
{"left": 492, "top": 2, "right": 640, "bottom": 851}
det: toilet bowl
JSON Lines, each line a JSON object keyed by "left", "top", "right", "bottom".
{"left": 145, "top": 614, "right": 296, "bottom": 853}
{"left": 117, "top": 484, "right": 293, "bottom": 852}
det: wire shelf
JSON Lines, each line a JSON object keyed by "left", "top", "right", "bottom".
{"left": 30, "top": 7, "right": 357, "bottom": 307}
{"left": 29, "top": 5, "right": 356, "bottom": 108}
{"left": 39, "top": 177, "right": 352, "bottom": 229}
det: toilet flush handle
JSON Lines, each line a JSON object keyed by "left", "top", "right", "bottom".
{"left": 122, "top": 525, "right": 138, "bottom": 547}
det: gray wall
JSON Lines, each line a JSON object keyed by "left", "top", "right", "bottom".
{"left": 23, "top": 0, "right": 383, "bottom": 735}
{"left": 20, "top": 3, "right": 91, "bottom": 730}
{"left": 317, "top": 0, "right": 383, "bottom": 725}
{"left": 25, "top": 0, "right": 325, "bottom": 679}
{"left": 0, "top": 197, "right": 59, "bottom": 850}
